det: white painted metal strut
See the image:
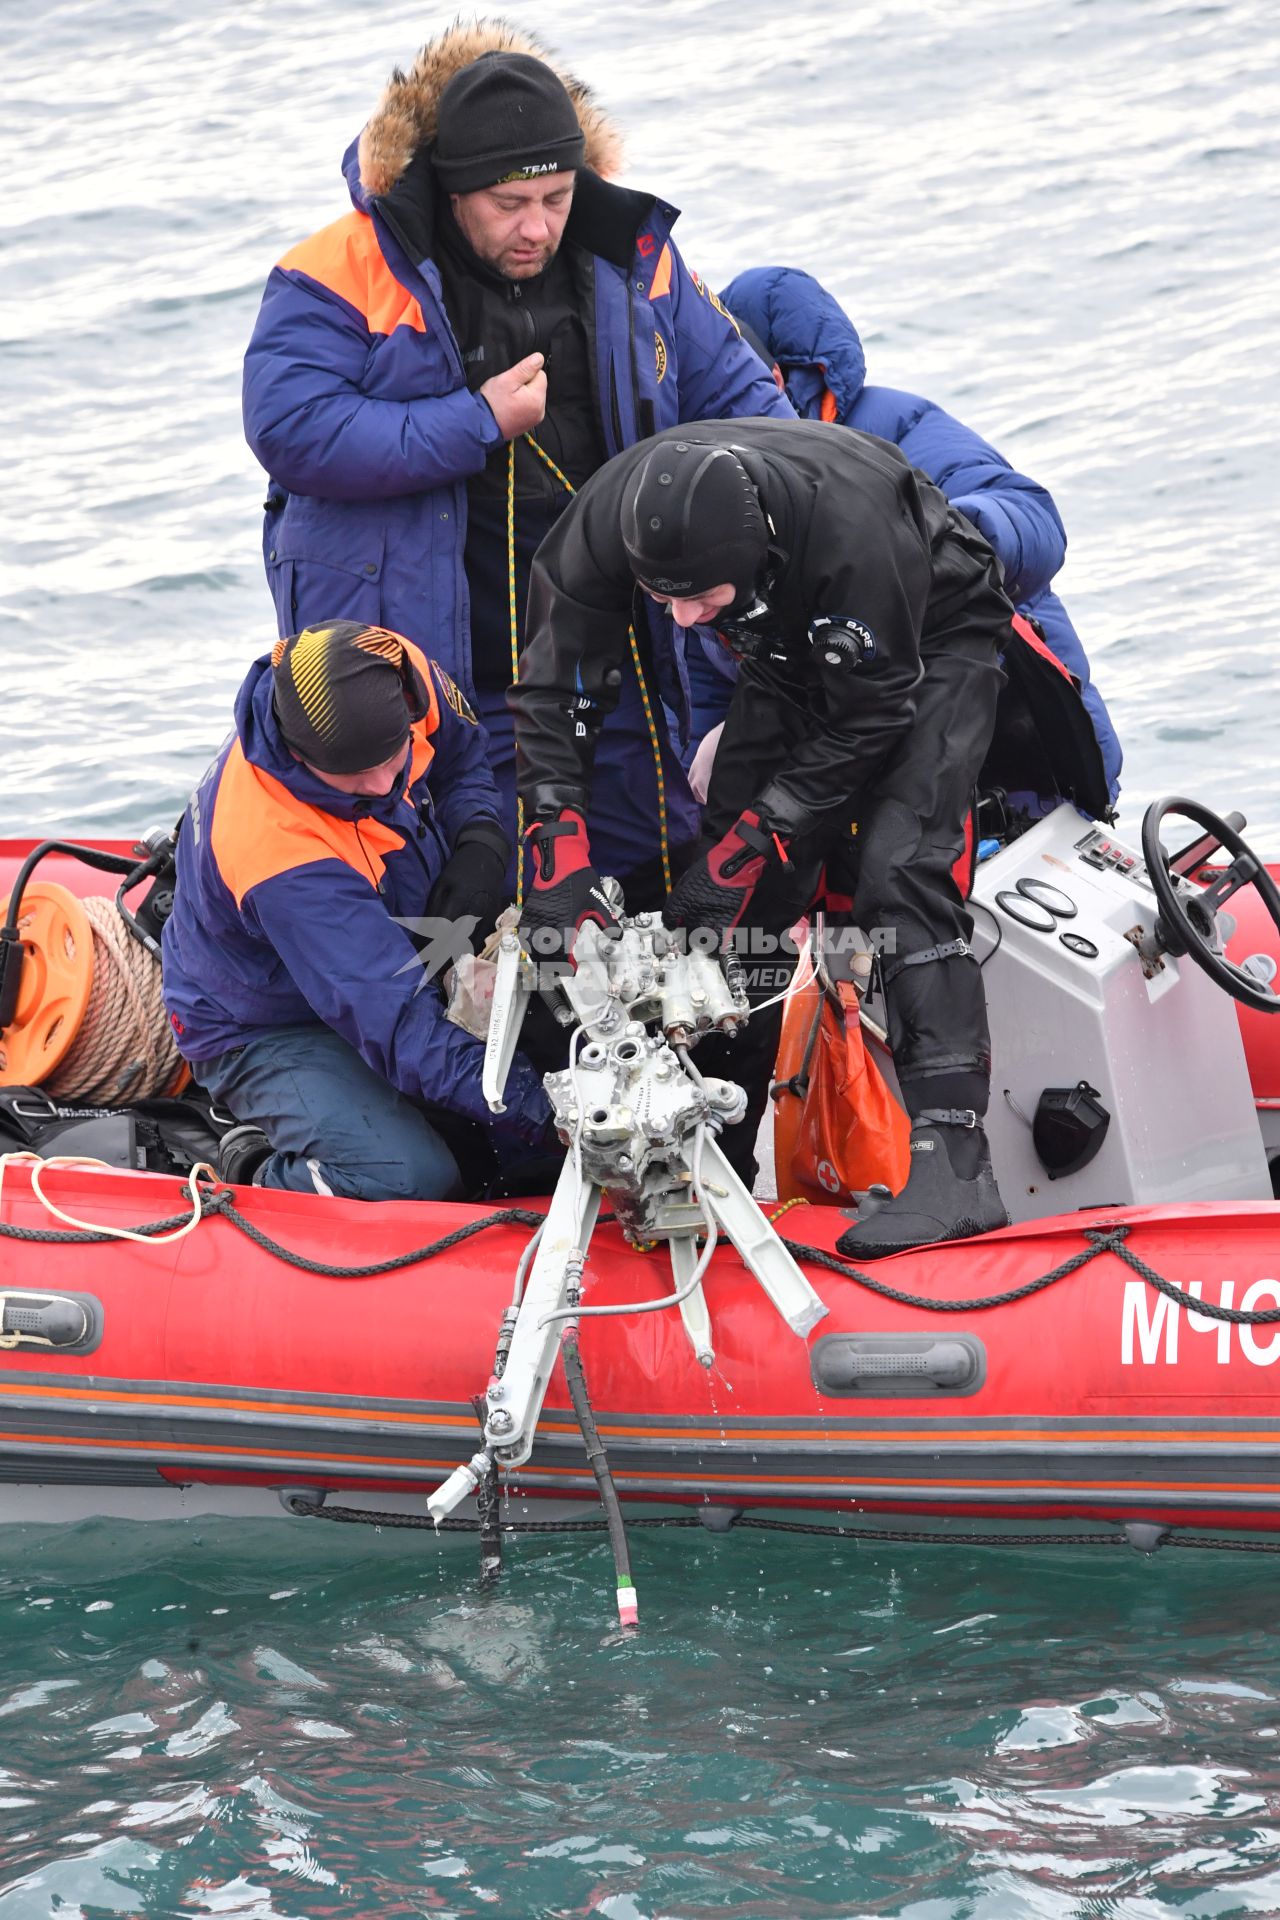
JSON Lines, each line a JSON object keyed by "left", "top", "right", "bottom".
{"left": 482, "top": 1158, "right": 601, "bottom": 1472}
{"left": 427, "top": 914, "right": 829, "bottom": 1521}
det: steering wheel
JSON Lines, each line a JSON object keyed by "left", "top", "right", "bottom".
{"left": 1141, "top": 796, "right": 1280, "bottom": 1013}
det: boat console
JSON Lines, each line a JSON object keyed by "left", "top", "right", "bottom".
{"left": 967, "top": 802, "right": 1275, "bottom": 1222}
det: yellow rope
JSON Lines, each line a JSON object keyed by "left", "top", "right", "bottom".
{"left": 521, "top": 432, "right": 573, "bottom": 496}
{"left": 515, "top": 433, "right": 672, "bottom": 895}
{"left": 506, "top": 438, "right": 526, "bottom": 910}
{"left": 623, "top": 621, "right": 672, "bottom": 895}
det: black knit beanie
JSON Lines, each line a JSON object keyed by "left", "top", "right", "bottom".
{"left": 271, "top": 623, "right": 426, "bottom": 775}
{"left": 621, "top": 442, "right": 769, "bottom": 599}
{"left": 433, "top": 51, "right": 585, "bottom": 193}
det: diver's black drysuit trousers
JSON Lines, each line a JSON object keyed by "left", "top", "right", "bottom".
{"left": 828, "top": 633, "right": 1005, "bottom": 1098}
{"left": 696, "top": 633, "right": 1006, "bottom": 1179}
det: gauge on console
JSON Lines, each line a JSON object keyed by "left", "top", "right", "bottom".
{"left": 1060, "top": 931, "right": 1099, "bottom": 959}
{"left": 995, "top": 889, "right": 1057, "bottom": 932}
{"left": 1017, "top": 878, "right": 1078, "bottom": 919}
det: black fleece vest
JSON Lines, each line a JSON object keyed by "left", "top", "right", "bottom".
{"left": 436, "top": 212, "right": 607, "bottom": 691}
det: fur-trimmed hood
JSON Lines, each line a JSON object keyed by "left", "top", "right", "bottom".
{"left": 358, "top": 17, "right": 624, "bottom": 198}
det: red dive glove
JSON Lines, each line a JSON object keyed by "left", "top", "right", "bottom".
{"left": 662, "top": 809, "right": 792, "bottom": 943}
{"left": 521, "top": 809, "right": 621, "bottom": 965}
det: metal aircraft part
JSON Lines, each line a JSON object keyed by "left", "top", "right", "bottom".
{"left": 428, "top": 906, "right": 828, "bottom": 1513}
{"left": 481, "top": 932, "right": 532, "bottom": 1114}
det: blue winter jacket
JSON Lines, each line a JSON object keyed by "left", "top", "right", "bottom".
{"left": 241, "top": 137, "right": 793, "bottom": 768}
{"left": 718, "top": 266, "right": 1122, "bottom": 801}
{"left": 161, "top": 648, "right": 549, "bottom": 1148}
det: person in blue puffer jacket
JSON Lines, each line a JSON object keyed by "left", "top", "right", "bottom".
{"left": 704, "top": 266, "right": 1122, "bottom": 812}
{"left": 162, "top": 622, "right": 552, "bottom": 1200}
{"left": 241, "top": 23, "right": 792, "bottom": 895}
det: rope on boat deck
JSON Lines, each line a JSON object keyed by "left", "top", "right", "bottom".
{"left": 782, "top": 1225, "right": 1280, "bottom": 1324}
{"left": 0, "top": 1160, "right": 544, "bottom": 1269}
{"left": 0, "top": 1164, "right": 1278, "bottom": 1323}
{"left": 0, "top": 1152, "right": 215, "bottom": 1245}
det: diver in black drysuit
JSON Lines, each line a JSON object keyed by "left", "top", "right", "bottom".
{"left": 509, "top": 416, "right": 1015, "bottom": 1255}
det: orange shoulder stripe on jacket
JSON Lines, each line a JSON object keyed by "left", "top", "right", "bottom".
{"left": 211, "top": 639, "right": 449, "bottom": 905}
{"left": 278, "top": 212, "right": 426, "bottom": 336}
{"left": 648, "top": 243, "right": 673, "bottom": 303}
{"left": 210, "top": 743, "right": 407, "bottom": 909}
{"left": 402, "top": 638, "right": 441, "bottom": 787}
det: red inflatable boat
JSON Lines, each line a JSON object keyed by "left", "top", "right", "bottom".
{"left": 1, "top": 797, "right": 1278, "bottom": 1548}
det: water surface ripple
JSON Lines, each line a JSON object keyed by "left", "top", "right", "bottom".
{"left": 2, "top": 0, "right": 1278, "bottom": 842}
{"left": 3, "top": 1523, "right": 1280, "bottom": 1917}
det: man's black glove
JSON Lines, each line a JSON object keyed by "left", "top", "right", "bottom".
{"left": 662, "top": 808, "right": 793, "bottom": 946}
{"left": 426, "top": 818, "right": 512, "bottom": 953}
{"left": 521, "top": 808, "right": 620, "bottom": 965}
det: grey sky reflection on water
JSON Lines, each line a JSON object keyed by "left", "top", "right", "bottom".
{"left": 2, "top": 0, "right": 1278, "bottom": 842}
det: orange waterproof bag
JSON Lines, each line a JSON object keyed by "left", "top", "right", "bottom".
{"left": 772, "top": 973, "right": 911, "bottom": 1204}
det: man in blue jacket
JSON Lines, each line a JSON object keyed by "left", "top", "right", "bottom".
{"left": 162, "top": 622, "right": 552, "bottom": 1199}
{"left": 242, "top": 23, "right": 792, "bottom": 896}
{"left": 708, "top": 266, "right": 1122, "bottom": 819}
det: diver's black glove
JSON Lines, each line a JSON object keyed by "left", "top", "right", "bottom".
{"left": 426, "top": 818, "right": 512, "bottom": 952}
{"left": 662, "top": 809, "right": 793, "bottom": 946}
{"left": 521, "top": 809, "right": 620, "bottom": 965}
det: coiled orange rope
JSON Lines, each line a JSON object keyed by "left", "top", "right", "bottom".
{"left": 43, "top": 897, "right": 182, "bottom": 1104}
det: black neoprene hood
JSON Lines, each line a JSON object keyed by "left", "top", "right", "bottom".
{"left": 621, "top": 441, "right": 769, "bottom": 598}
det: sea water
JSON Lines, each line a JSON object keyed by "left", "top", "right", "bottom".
{"left": 4, "top": 1518, "right": 1280, "bottom": 1915}
{"left": 2, "top": 1, "right": 1280, "bottom": 1912}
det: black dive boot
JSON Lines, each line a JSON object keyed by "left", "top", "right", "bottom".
{"left": 216, "top": 1124, "right": 272, "bottom": 1187}
{"left": 835, "top": 1108, "right": 1009, "bottom": 1261}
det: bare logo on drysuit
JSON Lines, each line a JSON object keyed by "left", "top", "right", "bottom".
{"left": 654, "top": 330, "right": 668, "bottom": 383}
{"left": 809, "top": 615, "right": 877, "bottom": 668}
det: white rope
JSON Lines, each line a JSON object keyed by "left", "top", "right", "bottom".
{"left": 0, "top": 1150, "right": 216, "bottom": 1246}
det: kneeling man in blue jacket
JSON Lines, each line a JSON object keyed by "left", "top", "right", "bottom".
{"left": 162, "top": 621, "right": 552, "bottom": 1198}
